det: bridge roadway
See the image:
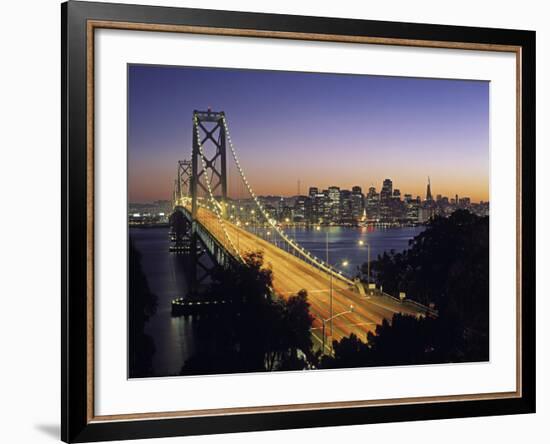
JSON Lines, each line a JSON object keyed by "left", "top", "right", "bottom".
{"left": 191, "top": 206, "right": 425, "bottom": 352}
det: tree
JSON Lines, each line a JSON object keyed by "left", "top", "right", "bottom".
{"left": 320, "top": 334, "right": 370, "bottom": 369}
{"left": 180, "top": 251, "right": 314, "bottom": 375}
{"left": 370, "top": 212, "right": 488, "bottom": 330}
{"left": 285, "top": 290, "right": 314, "bottom": 356}
{"left": 321, "top": 313, "right": 467, "bottom": 369}
{"left": 128, "top": 240, "right": 158, "bottom": 378}
{"left": 368, "top": 210, "right": 489, "bottom": 326}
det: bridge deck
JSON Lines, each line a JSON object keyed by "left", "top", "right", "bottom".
{"left": 192, "top": 206, "right": 425, "bottom": 351}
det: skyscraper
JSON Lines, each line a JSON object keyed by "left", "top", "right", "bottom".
{"left": 293, "top": 195, "right": 308, "bottom": 221}
{"left": 278, "top": 197, "right": 285, "bottom": 215}
{"left": 307, "top": 187, "right": 319, "bottom": 222}
{"left": 328, "top": 186, "right": 341, "bottom": 222}
{"left": 340, "top": 189, "right": 353, "bottom": 223}
{"left": 379, "top": 179, "right": 393, "bottom": 222}
{"left": 380, "top": 179, "right": 393, "bottom": 201}
{"left": 365, "top": 186, "right": 379, "bottom": 221}
{"left": 405, "top": 195, "right": 420, "bottom": 223}
{"left": 322, "top": 189, "right": 331, "bottom": 221}
{"left": 351, "top": 186, "right": 364, "bottom": 222}
{"left": 426, "top": 177, "right": 433, "bottom": 202}
{"left": 312, "top": 191, "right": 326, "bottom": 224}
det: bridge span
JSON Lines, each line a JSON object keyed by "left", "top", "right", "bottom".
{"left": 179, "top": 204, "right": 427, "bottom": 352}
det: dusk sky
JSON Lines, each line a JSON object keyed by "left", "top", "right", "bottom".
{"left": 128, "top": 64, "right": 489, "bottom": 203}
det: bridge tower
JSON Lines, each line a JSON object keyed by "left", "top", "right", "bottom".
{"left": 187, "top": 109, "right": 229, "bottom": 293}
{"left": 176, "top": 159, "right": 192, "bottom": 204}
{"left": 191, "top": 109, "right": 228, "bottom": 219}
{"left": 172, "top": 178, "right": 178, "bottom": 208}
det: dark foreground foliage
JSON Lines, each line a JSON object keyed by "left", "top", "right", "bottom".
{"left": 320, "top": 312, "right": 480, "bottom": 369}
{"left": 180, "top": 251, "right": 314, "bottom": 375}
{"left": 128, "top": 240, "right": 158, "bottom": 378}
{"left": 368, "top": 210, "right": 489, "bottom": 334}
{"left": 323, "top": 210, "right": 489, "bottom": 369}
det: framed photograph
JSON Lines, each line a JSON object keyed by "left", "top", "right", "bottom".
{"left": 62, "top": 1, "right": 535, "bottom": 442}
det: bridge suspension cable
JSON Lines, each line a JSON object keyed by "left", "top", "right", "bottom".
{"left": 193, "top": 115, "right": 244, "bottom": 263}
{"left": 221, "top": 116, "right": 354, "bottom": 286}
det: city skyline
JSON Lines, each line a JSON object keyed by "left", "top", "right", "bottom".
{"left": 129, "top": 65, "right": 490, "bottom": 203}
{"left": 130, "top": 176, "right": 488, "bottom": 205}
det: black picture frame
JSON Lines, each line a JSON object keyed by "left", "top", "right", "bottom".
{"left": 62, "top": 1, "right": 536, "bottom": 442}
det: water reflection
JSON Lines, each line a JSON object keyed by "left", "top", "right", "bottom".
{"left": 252, "top": 225, "right": 425, "bottom": 274}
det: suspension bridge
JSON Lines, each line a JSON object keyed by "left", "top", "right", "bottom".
{"left": 170, "top": 109, "right": 428, "bottom": 352}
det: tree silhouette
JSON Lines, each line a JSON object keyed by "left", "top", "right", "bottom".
{"left": 128, "top": 240, "right": 158, "bottom": 378}
{"left": 367, "top": 210, "right": 488, "bottom": 336}
{"left": 320, "top": 334, "right": 370, "bottom": 369}
{"left": 321, "top": 313, "right": 467, "bottom": 369}
{"left": 367, "top": 210, "right": 488, "bottom": 327}
{"left": 180, "top": 251, "right": 314, "bottom": 375}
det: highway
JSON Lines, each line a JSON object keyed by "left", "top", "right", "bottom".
{"left": 193, "top": 206, "right": 426, "bottom": 353}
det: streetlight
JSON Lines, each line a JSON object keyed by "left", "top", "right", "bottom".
{"left": 358, "top": 239, "right": 371, "bottom": 285}
{"left": 316, "top": 225, "right": 344, "bottom": 339}
{"left": 316, "top": 226, "right": 334, "bottom": 335}
{"left": 322, "top": 305, "right": 354, "bottom": 353}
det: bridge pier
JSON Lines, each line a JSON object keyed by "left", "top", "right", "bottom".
{"left": 171, "top": 206, "right": 236, "bottom": 296}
